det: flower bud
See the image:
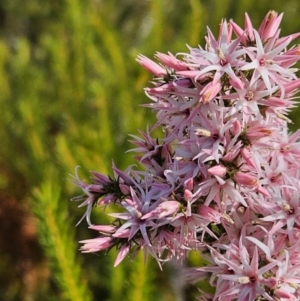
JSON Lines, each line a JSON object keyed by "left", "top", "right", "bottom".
{"left": 184, "top": 189, "right": 193, "bottom": 202}
{"left": 231, "top": 120, "right": 242, "bottom": 136}
{"left": 80, "top": 236, "right": 113, "bottom": 253}
{"left": 234, "top": 171, "right": 258, "bottom": 187}
{"left": 208, "top": 165, "right": 227, "bottom": 177}
{"left": 113, "top": 228, "right": 131, "bottom": 238}
{"left": 136, "top": 54, "right": 167, "bottom": 76}
{"left": 258, "top": 10, "right": 282, "bottom": 42}
{"left": 87, "top": 184, "right": 104, "bottom": 193}
{"left": 114, "top": 244, "right": 130, "bottom": 267}
{"left": 141, "top": 200, "right": 180, "bottom": 220}
{"left": 245, "top": 125, "right": 272, "bottom": 140}
{"left": 89, "top": 225, "right": 116, "bottom": 233}
{"left": 200, "top": 81, "right": 222, "bottom": 103}
{"left": 155, "top": 52, "right": 188, "bottom": 71}
{"left": 184, "top": 178, "right": 194, "bottom": 191}
{"left": 240, "top": 147, "right": 257, "bottom": 169}
{"left": 119, "top": 183, "right": 131, "bottom": 195}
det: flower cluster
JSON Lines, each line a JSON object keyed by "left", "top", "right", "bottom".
{"left": 72, "top": 11, "right": 300, "bottom": 300}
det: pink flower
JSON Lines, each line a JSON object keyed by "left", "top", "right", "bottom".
{"left": 216, "top": 245, "right": 277, "bottom": 300}
{"left": 183, "top": 20, "right": 245, "bottom": 88}
{"left": 240, "top": 29, "right": 297, "bottom": 95}
{"left": 110, "top": 186, "right": 159, "bottom": 246}
{"left": 72, "top": 11, "right": 300, "bottom": 301}
{"left": 261, "top": 191, "right": 300, "bottom": 244}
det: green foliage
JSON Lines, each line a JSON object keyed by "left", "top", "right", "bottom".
{"left": 1, "top": 1, "right": 300, "bottom": 300}
{"left": 33, "top": 180, "right": 92, "bottom": 301}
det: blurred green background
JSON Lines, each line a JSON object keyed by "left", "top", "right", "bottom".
{"left": 1, "top": 1, "right": 300, "bottom": 300}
